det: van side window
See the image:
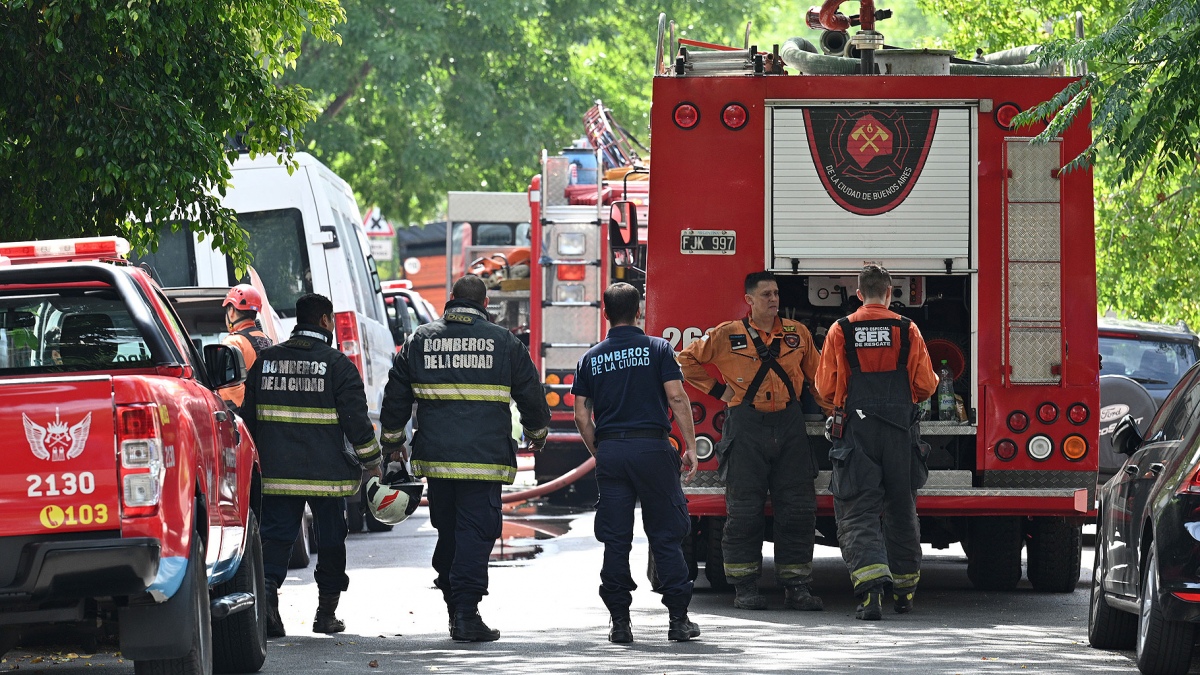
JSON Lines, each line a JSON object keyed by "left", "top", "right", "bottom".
{"left": 129, "top": 223, "right": 198, "bottom": 288}
{"left": 227, "top": 208, "right": 312, "bottom": 318}
{"left": 331, "top": 207, "right": 383, "bottom": 324}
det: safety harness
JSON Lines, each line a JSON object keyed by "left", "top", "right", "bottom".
{"left": 740, "top": 317, "right": 797, "bottom": 409}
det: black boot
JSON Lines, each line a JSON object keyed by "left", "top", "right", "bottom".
{"left": 608, "top": 615, "right": 633, "bottom": 644}
{"left": 732, "top": 581, "right": 767, "bottom": 610}
{"left": 313, "top": 592, "right": 346, "bottom": 634}
{"left": 264, "top": 579, "right": 286, "bottom": 638}
{"left": 451, "top": 608, "right": 500, "bottom": 642}
{"left": 783, "top": 583, "right": 824, "bottom": 611}
{"left": 893, "top": 590, "right": 915, "bottom": 614}
{"left": 435, "top": 577, "right": 454, "bottom": 635}
{"left": 667, "top": 613, "right": 700, "bottom": 642}
{"left": 855, "top": 590, "right": 883, "bottom": 621}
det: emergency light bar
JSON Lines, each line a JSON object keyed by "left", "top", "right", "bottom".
{"left": 0, "top": 236, "right": 131, "bottom": 262}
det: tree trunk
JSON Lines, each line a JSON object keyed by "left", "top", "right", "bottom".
{"left": 321, "top": 61, "right": 373, "bottom": 121}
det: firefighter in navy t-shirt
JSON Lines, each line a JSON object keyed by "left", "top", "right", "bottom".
{"left": 572, "top": 283, "right": 700, "bottom": 644}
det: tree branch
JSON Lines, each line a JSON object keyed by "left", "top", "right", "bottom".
{"left": 320, "top": 60, "right": 373, "bottom": 121}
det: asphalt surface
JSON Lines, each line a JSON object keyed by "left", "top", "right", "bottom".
{"left": 2, "top": 503, "right": 1166, "bottom": 674}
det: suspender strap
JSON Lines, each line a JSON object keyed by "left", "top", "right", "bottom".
{"left": 838, "top": 317, "right": 912, "bottom": 374}
{"left": 235, "top": 326, "right": 272, "bottom": 357}
{"left": 740, "top": 318, "right": 798, "bottom": 407}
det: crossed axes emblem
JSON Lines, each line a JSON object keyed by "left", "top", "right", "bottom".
{"left": 850, "top": 124, "right": 889, "bottom": 153}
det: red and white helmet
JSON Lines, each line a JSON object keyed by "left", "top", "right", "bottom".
{"left": 365, "top": 469, "right": 424, "bottom": 525}
{"left": 223, "top": 284, "right": 263, "bottom": 312}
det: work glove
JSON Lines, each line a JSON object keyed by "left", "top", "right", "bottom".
{"left": 824, "top": 416, "right": 834, "bottom": 442}
{"left": 525, "top": 427, "right": 549, "bottom": 451}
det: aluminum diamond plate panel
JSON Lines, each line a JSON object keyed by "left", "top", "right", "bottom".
{"left": 1007, "top": 140, "right": 1061, "bottom": 203}
{"left": 544, "top": 157, "right": 571, "bottom": 206}
{"left": 1008, "top": 262, "right": 1060, "bottom": 321}
{"left": 1008, "top": 203, "right": 1061, "bottom": 262}
{"left": 447, "top": 192, "right": 530, "bottom": 222}
{"left": 1009, "top": 327, "right": 1062, "bottom": 383}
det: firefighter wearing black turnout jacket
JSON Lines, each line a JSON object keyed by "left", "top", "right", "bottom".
{"left": 678, "top": 270, "right": 833, "bottom": 611}
{"left": 816, "top": 265, "right": 938, "bottom": 620}
{"left": 242, "top": 293, "right": 383, "bottom": 637}
{"left": 380, "top": 275, "right": 550, "bottom": 643}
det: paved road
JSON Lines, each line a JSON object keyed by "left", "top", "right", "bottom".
{"left": 4, "top": 504, "right": 1158, "bottom": 674}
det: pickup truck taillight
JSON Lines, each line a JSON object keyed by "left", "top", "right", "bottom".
{"left": 117, "top": 404, "right": 164, "bottom": 517}
{"left": 335, "top": 311, "right": 364, "bottom": 377}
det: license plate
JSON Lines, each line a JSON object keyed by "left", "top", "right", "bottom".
{"left": 680, "top": 230, "right": 736, "bottom": 255}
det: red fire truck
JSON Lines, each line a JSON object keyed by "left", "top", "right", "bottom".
{"left": 526, "top": 105, "right": 650, "bottom": 501}
{"left": 616, "top": 12, "right": 1098, "bottom": 592}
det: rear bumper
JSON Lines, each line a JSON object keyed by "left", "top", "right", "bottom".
{"left": 0, "top": 537, "right": 159, "bottom": 622}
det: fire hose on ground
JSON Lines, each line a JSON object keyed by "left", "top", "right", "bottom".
{"left": 418, "top": 432, "right": 598, "bottom": 506}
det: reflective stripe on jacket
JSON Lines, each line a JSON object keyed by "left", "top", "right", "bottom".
{"left": 241, "top": 324, "right": 382, "bottom": 496}
{"left": 379, "top": 300, "right": 550, "bottom": 484}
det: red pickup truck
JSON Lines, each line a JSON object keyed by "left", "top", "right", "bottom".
{"left": 0, "top": 237, "right": 266, "bottom": 674}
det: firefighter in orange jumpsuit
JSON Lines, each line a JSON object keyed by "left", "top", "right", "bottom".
{"left": 221, "top": 284, "right": 272, "bottom": 409}
{"left": 815, "top": 264, "right": 938, "bottom": 620}
{"left": 678, "top": 270, "right": 832, "bottom": 611}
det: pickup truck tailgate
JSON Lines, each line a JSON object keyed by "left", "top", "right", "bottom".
{"left": 0, "top": 377, "right": 119, "bottom": 537}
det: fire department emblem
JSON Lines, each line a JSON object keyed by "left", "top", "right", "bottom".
{"left": 23, "top": 409, "right": 91, "bottom": 462}
{"left": 804, "top": 107, "right": 939, "bottom": 216}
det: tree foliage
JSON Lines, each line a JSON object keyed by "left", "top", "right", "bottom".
{"left": 288, "top": 0, "right": 770, "bottom": 227}
{"left": 0, "top": 0, "right": 344, "bottom": 266}
{"left": 919, "top": 0, "right": 1200, "bottom": 326}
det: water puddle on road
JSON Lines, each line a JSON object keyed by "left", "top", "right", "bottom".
{"left": 489, "top": 502, "right": 587, "bottom": 565}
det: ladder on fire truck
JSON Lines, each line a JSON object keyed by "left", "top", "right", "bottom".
{"left": 537, "top": 149, "right": 605, "bottom": 378}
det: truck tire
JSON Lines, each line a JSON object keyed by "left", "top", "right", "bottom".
{"left": 646, "top": 530, "right": 697, "bottom": 591}
{"left": 1025, "top": 517, "right": 1082, "bottom": 592}
{"left": 966, "top": 517, "right": 1022, "bottom": 591}
{"left": 1088, "top": 523, "right": 1136, "bottom": 649}
{"left": 1136, "top": 546, "right": 1196, "bottom": 675}
{"left": 134, "top": 533, "right": 212, "bottom": 675}
{"left": 212, "top": 511, "right": 268, "bottom": 674}
{"left": 704, "top": 517, "right": 731, "bottom": 591}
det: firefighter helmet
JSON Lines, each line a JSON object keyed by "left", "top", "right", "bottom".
{"left": 365, "top": 468, "right": 424, "bottom": 525}
{"left": 223, "top": 284, "right": 263, "bottom": 312}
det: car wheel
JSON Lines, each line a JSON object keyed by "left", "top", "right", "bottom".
{"left": 134, "top": 531, "right": 212, "bottom": 675}
{"left": 1088, "top": 522, "right": 1136, "bottom": 649}
{"left": 212, "top": 511, "right": 268, "bottom": 673}
{"left": 966, "top": 517, "right": 1022, "bottom": 591}
{"left": 1136, "top": 545, "right": 1196, "bottom": 675}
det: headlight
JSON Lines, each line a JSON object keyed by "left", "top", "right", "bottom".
{"left": 558, "top": 232, "right": 586, "bottom": 256}
{"left": 557, "top": 284, "right": 585, "bottom": 303}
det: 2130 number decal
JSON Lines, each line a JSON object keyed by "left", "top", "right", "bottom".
{"left": 27, "top": 472, "right": 96, "bottom": 497}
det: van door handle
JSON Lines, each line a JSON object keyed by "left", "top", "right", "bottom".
{"left": 214, "top": 410, "right": 229, "bottom": 423}
{"left": 1150, "top": 462, "right": 1165, "bottom": 474}
{"left": 1124, "top": 465, "right": 1139, "bottom": 476}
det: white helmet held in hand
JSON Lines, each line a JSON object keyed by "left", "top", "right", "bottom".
{"left": 365, "top": 469, "right": 424, "bottom": 525}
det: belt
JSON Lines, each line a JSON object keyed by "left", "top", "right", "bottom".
{"left": 595, "top": 429, "right": 670, "bottom": 442}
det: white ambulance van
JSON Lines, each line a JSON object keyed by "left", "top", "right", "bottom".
{"left": 136, "top": 152, "right": 396, "bottom": 426}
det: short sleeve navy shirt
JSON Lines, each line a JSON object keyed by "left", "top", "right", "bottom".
{"left": 571, "top": 325, "right": 682, "bottom": 436}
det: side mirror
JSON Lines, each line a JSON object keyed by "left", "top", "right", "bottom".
{"left": 204, "top": 343, "right": 247, "bottom": 389}
{"left": 1111, "top": 413, "right": 1143, "bottom": 456}
{"left": 610, "top": 200, "right": 638, "bottom": 244}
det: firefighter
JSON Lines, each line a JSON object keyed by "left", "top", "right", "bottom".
{"left": 815, "top": 264, "right": 938, "bottom": 620}
{"left": 220, "top": 284, "right": 272, "bottom": 409}
{"left": 571, "top": 282, "right": 700, "bottom": 643}
{"left": 241, "top": 293, "right": 383, "bottom": 637}
{"left": 379, "top": 275, "right": 550, "bottom": 642}
{"left": 678, "top": 270, "right": 832, "bottom": 611}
